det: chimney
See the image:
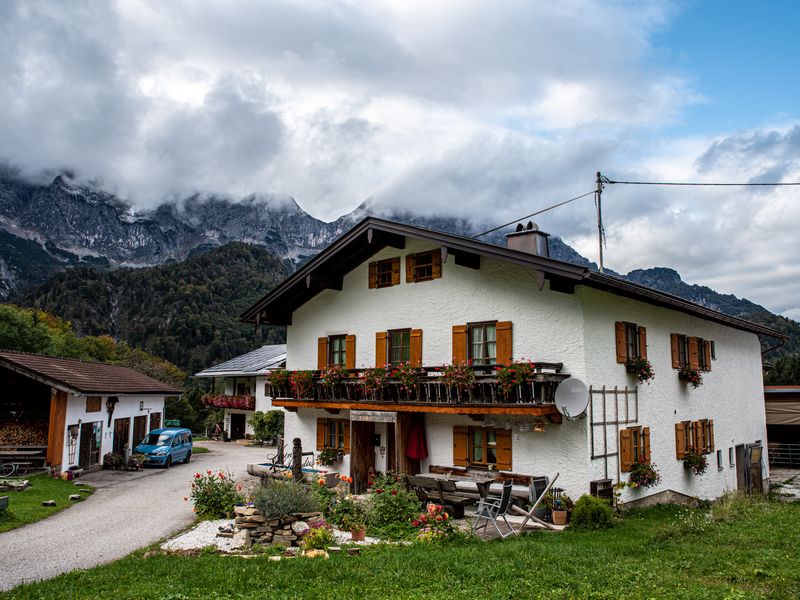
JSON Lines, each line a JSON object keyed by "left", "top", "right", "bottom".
{"left": 505, "top": 221, "right": 550, "bottom": 257}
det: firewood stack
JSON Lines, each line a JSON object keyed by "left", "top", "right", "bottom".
{"left": 0, "top": 421, "right": 49, "bottom": 445}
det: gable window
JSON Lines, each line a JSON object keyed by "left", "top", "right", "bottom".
{"left": 369, "top": 257, "right": 400, "bottom": 289}
{"left": 620, "top": 425, "right": 651, "bottom": 472}
{"left": 329, "top": 335, "right": 347, "bottom": 367}
{"left": 389, "top": 329, "right": 411, "bottom": 367}
{"left": 469, "top": 322, "right": 496, "bottom": 366}
{"left": 452, "top": 425, "right": 511, "bottom": 470}
{"left": 406, "top": 250, "right": 442, "bottom": 283}
{"left": 316, "top": 418, "right": 350, "bottom": 454}
{"left": 614, "top": 322, "right": 647, "bottom": 363}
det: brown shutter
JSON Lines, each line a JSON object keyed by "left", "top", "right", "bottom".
{"left": 693, "top": 420, "right": 705, "bottom": 454}
{"left": 343, "top": 421, "right": 351, "bottom": 454}
{"left": 496, "top": 321, "right": 513, "bottom": 365}
{"left": 406, "top": 254, "right": 415, "bottom": 283}
{"left": 368, "top": 262, "right": 378, "bottom": 289}
{"left": 642, "top": 426, "right": 651, "bottom": 464}
{"left": 391, "top": 257, "right": 401, "bottom": 286}
{"left": 708, "top": 419, "right": 715, "bottom": 453}
{"left": 345, "top": 335, "right": 356, "bottom": 370}
{"left": 620, "top": 429, "right": 633, "bottom": 472}
{"left": 638, "top": 326, "right": 647, "bottom": 360}
{"left": 317, "top": 337, "right": 328, "bottom": 370}
{"left": 452, "top": 325, "right": 468, "bottom": 365}
{"left": 670, "top": 334, "right": 681, "bottom": 368}
{"left": 688, "top": 337, "right": 700, "bottom": 370}
{"left": 410, "top": 329, "right": 423, "bottom": 368}
{"left": 675, "top": 422, "right": 686, "bottom": 459}
{"left": 375, "top": 332, "right": 388, "bottom": 368}
{"left": 316, "top": 418, "right": 326, "bottom": 450}
{"left": 704, "top": 341, "right": 712, "bottom": 371}
{"left": 615, "top": 322, "right": 627, "bottom": 363}
{"left": 431, "top": 250, "right": 442, "bottom": 280}
{"left": 453, "top": 426, "right": 468, "bottom": 466}
{"left": 495, "top": 429, "right": 512, "bottom": 470}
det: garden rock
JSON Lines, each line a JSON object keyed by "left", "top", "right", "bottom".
{"left": 69, "top": 494, "right": 81, "bottom": 501}
{"left": 304, "top": 549, "right": 328, "bottom": 559}
{"left": 42, "top": 500, "right": 56, "bottom": 506}
{"left": 230, "top": 528, "right": 251, "bottom": 550}
{"left": 291, "top": 520, "right": 310, "bottom": 536}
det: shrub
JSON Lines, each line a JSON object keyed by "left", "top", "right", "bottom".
{"left": 310, "top": 477, "right": 335, "bottom": 516}
{"left": 412, "top": 503, "right": 459, "bottom": 543}
{"left": 189, "top": 470, "right": 243, "bottom": 518}
{"left": 248, "top": 410, "right": 284, "bottom": 442}
{"left": 570, "top": 495, "right": 615, "bottom": 529}
{"left": 330, "top": 496, "right": 368, "bottom": 530}
{"left": 368, "top": 473, "right": 421, "bottom": 528}
{"left": 303, "top": 521, "right": 335, "bottom": 550}
{"left": 252, "top": 479, "right": 320, "bottom": 520}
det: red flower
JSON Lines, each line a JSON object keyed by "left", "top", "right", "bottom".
{"left": 412, "top": 520, "right": 420, "bottom": 527}
{"left": 194, "top": 473, "right": 201, "bottom": 479}
{"left": 390, "top": 489, "right": 398, "bottom": 496}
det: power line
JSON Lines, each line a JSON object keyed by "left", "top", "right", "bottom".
{"left": 607, "top": 179, "right": 800, "bottom": 186}
{"left": 472, "top": 190, "right": 595, "bottom": 239}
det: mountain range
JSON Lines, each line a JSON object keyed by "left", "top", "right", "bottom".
{"left": 1, "top": 170, "right": 797, "bottom": 368}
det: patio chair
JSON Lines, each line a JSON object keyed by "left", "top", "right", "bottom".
{"left": 510, "top": 472, "right": 560, "bottom": 532}
{"left": 471, "top": 479, "right": 515, "bottom": 538}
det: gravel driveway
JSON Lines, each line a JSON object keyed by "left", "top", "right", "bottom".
{"left": 0, "top": 441, "right": 267, "bottom": 591}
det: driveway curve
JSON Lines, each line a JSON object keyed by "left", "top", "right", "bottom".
{"left": 0, "top": 441, "right": 266, "bottom": 591}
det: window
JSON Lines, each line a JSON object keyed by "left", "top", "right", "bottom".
{"left": 406, "top": 250, "right": 442, "bottom": 283}
{"left": 316, "top": 418, "right": 350, "bottom": 453}
{"left": 677, "top": 334, "right": 688, "bottom": 367}
{"left": 453, "top": 426, "right": 511, "bottom": 470}
{"left": 710, "top": 341, "right": 716, "bottom": 360}
{"left": 697, "top": 337, "right": 708, "bottom": 371}
{"left": 671, "top": 334, "right": 714, "bottom": 371}
{"left": 369, "top": 257, "right": 400, "bottom": 289}
{"left": 389, "top": 329, "right": 411, "bottom": 367}
{"left": 716, "top": 449, "right": 723, "bottom": 470}
{"left": 236, "top": 381, "right": 251, "bottom": 396}
{"left": 85, "top": 396, "right": 102, "bottom": 412}
{"left": 620, "top": 425, "right": 650, "bottom": 472}
{"left": 329, "top": 335, "right": 347, "bottom": 367}
{"left": 675, "top": 418, "right": 715, "bottom": 458}
{"left": 729, "top": 447, "right": 735, "bottom": 467}
{"left": 469, "top": 322, "right": 497, "bottom": 366}
{"left": 615, "top": 322, "right": 646, "bottom": 363}
{"left": 376, "top": 259, "right": 394, "bottom": 287}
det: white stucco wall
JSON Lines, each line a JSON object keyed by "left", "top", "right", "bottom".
{"left": 581, "top": 286, "right": 768, "bottom": 501}
{"left": 61, "top": 393, "right": 166, "bottom": 468}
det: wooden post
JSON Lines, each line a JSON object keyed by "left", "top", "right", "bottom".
{"left": 276, "top": 435, "right": 284, "bottom": 465}
{"left": 292, "top": 437, "right": 302, "bottom": 481}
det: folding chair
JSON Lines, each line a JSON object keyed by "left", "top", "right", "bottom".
{"left": 510, "top": 472, "right": 560, "bottom": 532}
{"left": 471, "top": 480, "right": 515, "bottom": 538}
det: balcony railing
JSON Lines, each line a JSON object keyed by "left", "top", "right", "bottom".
{"left": 269, "top": 363, "right": 568, "bottom": 406}
{"left": 202, "top": 394, "right": 256, "bottom": 411}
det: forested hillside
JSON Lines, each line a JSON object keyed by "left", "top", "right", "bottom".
{"left": 19, "top": 243, "right": 289, "bottom": 374}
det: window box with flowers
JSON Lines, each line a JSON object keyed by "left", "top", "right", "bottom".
{"left": 268, "top": 369, "right": 292, "bottom": 398}
{"left": 678, "top": 365, "right": 703, "bottom": 388}
{"left": 496, "top": 361, "right": 536, "bottom": 397}
{"left": 290, "top": 370, "right": 315, "bottom": 399}
{"left": 682, "top": 449, "right": 708, "bottom": 475}
{"left": 440, "top": 363, "right": 475, "bottom": 400}
{"left": 626, "top": 357, "right": 654, "bottom": 385}
{"left": 321, "top": 364, "right": 347, "bottom": 398}
{"left": 628, "top": 458, "right": 662, "bottom": 490}
{"left": 360, "top": 367, "right": 388, "bottom": 399}
{"left": 389, "top": 362, "right": 420, "bottom": 400}
{"left": 317, "top": 446, "right": 344, "bottom": 466}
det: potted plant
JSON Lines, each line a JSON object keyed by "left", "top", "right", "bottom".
{"left": 496, "top": 361, "right": 536, "bottom": 396}
{"left": 317, "top": 447, "right": 342, "bottom": 467}
{"left": 333, "top": 496, "right": 368, "bottom": 541}
{"left": 678, "top": 365, "right": 703, "bottom": 388}
{"left": 542, "top": 491, "right": 573, "bottom": 526}
{"left": 626, "top": 357, "right": 654, "bottom": 384}
{"left": 628, "top": 458, "right": 662, "bottom": 489}
{"left": 360, "top": 367, "right": 388, "bottom": 398}
{"left": 321, "top": 364, "right": 346, "bottom": 398}
{"left": 683, "top": 449, "right": 708, "bottom": 475}
{"left": 389, "top": 362, "right": 420, "bottom": 399}
{"left": 440, "top": 363, "right": 475, "bottom": 399}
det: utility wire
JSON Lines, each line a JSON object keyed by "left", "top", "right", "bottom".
{"left": 472, "top": 190, "right": 595, "bottom": 239}
{"left": 607, "top": 180, "right": 800, "bottom": 186}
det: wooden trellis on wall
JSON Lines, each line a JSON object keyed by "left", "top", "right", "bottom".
{"left": 589, "top": 385, "right": 639, "bottom": 481}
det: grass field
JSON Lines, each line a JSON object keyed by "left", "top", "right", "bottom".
{"left": 191, "top": 445, "right": 209, "bottom": 454}
{"left": 0, "top": 474, "right": 94, "bottom": 533}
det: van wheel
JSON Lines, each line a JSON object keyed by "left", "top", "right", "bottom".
{"left": 165, "top": 456, "right": 172, "bottom": 469}
{"left": 184, "top": 452, "right": 191, "bottom": 464}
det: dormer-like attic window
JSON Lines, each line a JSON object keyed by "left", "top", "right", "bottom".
{"left": 406, "top": 250, "right": 442, "bottom": 283}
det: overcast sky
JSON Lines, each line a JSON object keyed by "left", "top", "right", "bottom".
{"left": 1, "top": 1, "right": 799, "bottom": 319}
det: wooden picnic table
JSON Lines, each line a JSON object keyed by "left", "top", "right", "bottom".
{"left": 420, "top": 472, "right": 531, "bottom": 503}
{"left": 0, "top": 450, "right": 44, "bottom": 457}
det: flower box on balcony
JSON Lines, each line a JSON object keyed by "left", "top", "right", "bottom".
{"left": 202, "top": 393, "right": 256, "bottom": 411}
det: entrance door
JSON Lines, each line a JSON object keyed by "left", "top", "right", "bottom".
{"left": 150, "top": 412, "right": 161, "bottom": 430}
{"left": 230, "top": 413, "right": 246, "bottom": 440}
{"left": 735, "top": 444, "right": 746, "bottom": 490}
{"left": 113, "top": 417, "right": 131, "bottom": 454}
{"left": 79, "top": 422, "right": 101, "bottom": 468}
{"left": 350, "top": 421, "right": 376, "bottom": 494}
{"left": 132, "top": 415, "right": 148, "bottom": 447}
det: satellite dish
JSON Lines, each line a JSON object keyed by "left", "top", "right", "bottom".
{"left": 554, "top": 378, "right": 589, "bottom": 421}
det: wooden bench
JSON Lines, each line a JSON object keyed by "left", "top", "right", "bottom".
{"left": 406, "top": 475, "right": 469, "bottom": 518}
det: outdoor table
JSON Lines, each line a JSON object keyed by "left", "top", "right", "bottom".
{"left": 420, "top": 472, "right": 500, "bottom": 499}
{"left": 0, "top": 450, "right": 43, "bottom": 457}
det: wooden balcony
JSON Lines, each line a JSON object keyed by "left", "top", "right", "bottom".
{"left": 270, "top": 363, "right": 569, "bottom": 418}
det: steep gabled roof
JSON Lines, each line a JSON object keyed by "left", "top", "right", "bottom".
{"left": 0, "top": 351, "right": 183, "bottom": 395}
{"left": 194, "top": 344, "right": 287, "bottom": 378}
{"left": 241, "top": 216, "right": 785, "bottom": 340}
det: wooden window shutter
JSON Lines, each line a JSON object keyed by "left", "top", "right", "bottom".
{"left": 670, "top": 334, "right": 681, "bottom": 368}
{"left": 345, "top": 335, "right": 356, "bottom": 370}
{"left": 405, "top": 254, "right": 416, "bottom": 283}
{"left": 495, "top": 429, "right": 512, "bottom": 470}
{"left": 452, "top": 325, "right": 468, "bottom": 365}
{"left": 391, "top": 257, "right": 401, "bottom": 286}
{"left": 615, "top": 322, "right": 627, "bottom": 363}
{"left": 620, "top": 429, "right": 633, "bottom": 473}
{"left": 368, "top": 262, "right": 378, "bottom": 289}
{"left": 704, "top": 341, "right": 712, "bottom": 371}
{"left": 688, "top": 337, "right": 700, "bottom": 370}
{"left": 317, "top": 337, "right": 328, "bottom": 370}
{"left": 675, "top": 422, "right": 687, "bottom": 459}
{"left": 431, "top": 250, "right": 442, "bottom": 280}
{"left": 638, "top": 326, "right": 647, "bottom": 360}
{"left": 343, "top": 422, "right": 351, "bottom": 454}
{"left": 316, "top": 418, "right": 326, "bottom": 450}
{"left": 453, "top": 426, "right": 468, "bottom": 466}
{"left": 693, "top": 420, "right": 705, "bottom": 454}
{"left": 708, "top": 419, "right": 715, "bottom": 453}
{"left": 375, "top": 331, "right": 388, "bottom": 368}
{"left": 410, "top": 329, "right": 423, "bottom": 368}
{"left": 496, "top": 321, "right": 513, "bottom": 365}
{"left": 642, "top": 426, "right": 651, "bottom": 464}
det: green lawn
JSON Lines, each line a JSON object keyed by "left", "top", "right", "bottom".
{"left": 191, "top": 446, "right": 209, "bottom": 454}
{"left": 3, "top": 498, "right": 799, "bottom": 599}
{"left": 0, "top": 474, "right": 94, "bottom": 533}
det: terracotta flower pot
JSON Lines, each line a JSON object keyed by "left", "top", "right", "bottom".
{"left": 551, "top": 510, "right": 568, "bottom": 526}
{"left": 350, "top": 528, "right": 366, "bottom": 542}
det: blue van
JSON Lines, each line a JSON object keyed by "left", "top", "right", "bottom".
{"left": 134, "top": 428, "right": 193, "bottom": 467}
